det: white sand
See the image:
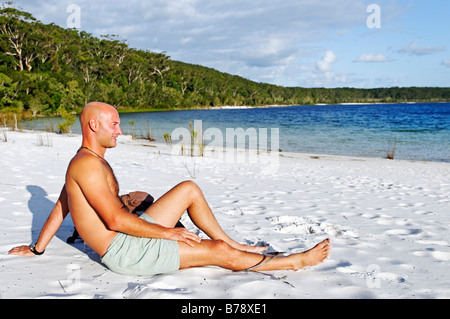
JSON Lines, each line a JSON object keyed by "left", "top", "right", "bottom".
{"left": 1, "top": 130, "right": 449, "bottom": 299}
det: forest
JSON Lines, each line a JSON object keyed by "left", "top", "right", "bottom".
{"left": 1, "top": 4, "right": 450, "bottom": 122}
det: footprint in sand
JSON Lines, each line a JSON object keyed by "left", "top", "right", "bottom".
{"left": 269, "top": 216, "right": 361, "bottom": 239}
{"left": 413, "top": 210, "right": 434, "bottom": 216}
{"left": 122, "top": 283, "right": 190, "bottom": 299}
{"left": 336, "top": 262, "right": 406, "bottom": 284}
{"left": 413, "top": 249, "right": 450, "bottom": 261}
{"left": 415, "top": 240, "right": 449, "bottom": 246}
{"left": 384, "top": 228, "right": 422, "bottom": 236}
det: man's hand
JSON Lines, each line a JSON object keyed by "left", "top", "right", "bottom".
{"left": 8, "top": 245, "right": 35, "bottom": 257}
{"left": 165, "top": 228, "right": 201, "bottom": 247}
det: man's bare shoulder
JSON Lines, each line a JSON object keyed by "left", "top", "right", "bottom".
{"left": 67, "top": 152, "right": 106, "bottom": 182}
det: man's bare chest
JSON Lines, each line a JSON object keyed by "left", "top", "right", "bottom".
{"left": 103, "top": 161, "right": 120, "bottom": 196}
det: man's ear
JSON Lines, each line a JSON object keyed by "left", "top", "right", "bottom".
{"left": 88, "top": 119, "right": 99, "bottom": 132}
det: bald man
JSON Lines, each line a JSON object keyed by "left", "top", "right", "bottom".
{"left": 10, "top": 102, "right": 331, "bottom": 276}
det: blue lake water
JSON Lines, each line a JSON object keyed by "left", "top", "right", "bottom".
{"left": 24, "top": 103, "right": 450, "bottom": 162}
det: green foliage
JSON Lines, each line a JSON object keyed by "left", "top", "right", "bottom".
{"left": 0, "top": 2, "right": 449, "bottom": 119}
{"left": 56, "top": 106, "right": 76, "bottom": 133}
{"left": 0, "top": 72, "right": 17, "bottom": 108}
{"left": 163, "top": 132, "right": 172, "bottom": 146}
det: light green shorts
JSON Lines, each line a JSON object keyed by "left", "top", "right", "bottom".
{"left": 101, "top": 214, "right": 180, "bottom": 276}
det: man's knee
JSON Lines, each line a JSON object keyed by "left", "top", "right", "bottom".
{"left": 211, "top": 240, "right": 242, "bottom": 269}
{"left": 211, "top": 239, "right": 231, "bottom": 251}
{"left": 180, "top": 180, "right": 203, "bottom": 199}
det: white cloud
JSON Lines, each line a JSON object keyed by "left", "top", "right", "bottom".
{"left": 180, "top": 37, "right": 193, "bottom": 45}
{"left": 354, "top": 53, "right": 392, "bottom": 63}
{"left": 398, "top": 41, "right": 445, "bottom": 56}
{"left": 294, "top": 50, "right": 353, "bottom": 88}
{"left": 442, "top": 60, "right": 450, "bottom": 68}
{"left": 304, "top": 70, "right": 351, "bottom": 88}
{"left": 316, "top": 51, "right": 337, "bottom": 72}
{"left": 164, "top": 0, "right": 201, "bottom": 18}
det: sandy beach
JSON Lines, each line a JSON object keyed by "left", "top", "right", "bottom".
{"left": 1, "top": 129, "right": 449, "bottom": 299}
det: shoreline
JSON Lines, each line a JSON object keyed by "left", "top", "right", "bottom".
{"left": 3, "top": 128, "right": 450, "bottom": 165}
{"left": 8, "top": 102, "right": 450, "bottom": 165}
{"left": 114, "top": 101, "right": 450, "bottom": 113}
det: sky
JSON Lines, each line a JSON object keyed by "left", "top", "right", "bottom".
{"left": 7, "top": 0, "right": 450, "bottom": 88}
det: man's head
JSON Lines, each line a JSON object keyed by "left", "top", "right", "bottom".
{"left": 80, "top": 102, "right": 122, "bottom": 149}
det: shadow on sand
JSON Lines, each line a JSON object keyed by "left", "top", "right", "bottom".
{"left": 26, "top": 185, "right": 100, "bottom": 263}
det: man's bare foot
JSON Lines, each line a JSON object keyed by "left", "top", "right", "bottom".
{"left": 293, "top": 238, "right": 331, "bottom": 270}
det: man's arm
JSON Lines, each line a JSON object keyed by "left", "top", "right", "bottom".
{"left": 8, "top": 185, "right": 70, "bottom": 257}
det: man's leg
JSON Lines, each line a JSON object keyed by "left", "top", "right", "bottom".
{"left": 144, "top": 181, "right": 265, "bottom": 253}
{"left": 178, "top": 238, "right": 331, "bottom": 271}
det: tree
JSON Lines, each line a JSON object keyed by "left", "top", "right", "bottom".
{"left": 0, "top": 72, "right": 16, "bottom": 107}
{"left": 122, "top": 50, "right": 146, "bottom": 85}
{"left": 60, "top": 80, "right": 84, "bottom": 112}
{"left": 146, "top": 51, "right": 171, "bottom": 87}
{"left": 0, "top": 4, "right": 39, "bottom": 71}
